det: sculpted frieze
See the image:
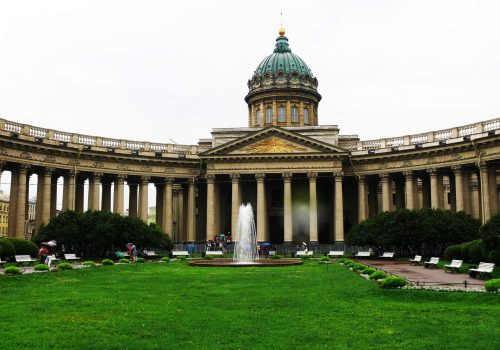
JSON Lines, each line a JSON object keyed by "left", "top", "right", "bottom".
{"left": 93, "top": 161, "right": 104, "bottom": 168}
{"left": 19, "top": 151, "right": 32, "bottom": 160}
{"left": 43, "top": 155, "right": 57, "bottom": 163}
{"left": 117, "top": 164, "right": 130, "bottom": 171}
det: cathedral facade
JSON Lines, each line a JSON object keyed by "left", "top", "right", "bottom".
{"left": 1, "top": 28, "right": 500, "bottom": 244}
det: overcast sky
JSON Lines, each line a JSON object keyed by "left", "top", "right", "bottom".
{"left": 1, "top": 0, "right": 499, "bottom": 146}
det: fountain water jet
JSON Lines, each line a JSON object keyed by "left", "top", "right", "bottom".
{"left": 233, "top": 203, "right": 259, "bottom": 264}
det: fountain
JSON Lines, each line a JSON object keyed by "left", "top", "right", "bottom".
{"left": 189, "top": 203, "right": 303, "bottom": 267}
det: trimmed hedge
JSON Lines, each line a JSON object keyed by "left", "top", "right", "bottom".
{"left": 102, "top": 259, "right": 114, "bottom": 266}
{"left": 4, "top": 266, "right": 22, "bottom": 275}
{"left": 444, "top": 244, "right": 463, "bottom": 260}
{"left": 118, "top": 258, "right": 130, "bottom": 264}
{"left": 484, "top": 278, "right": 500, "bottom": 292}
{"left": 488, "top": 249, "right": 500, "bottom": 264}
{"left": 378, "top": 276, "right": 407, "bottom": 288}
{"left": 0, "top": 238, "right": 15, "bottom": 259}
{"left": 272, "top": 255, "right": 282, "bottom": 259}
{"left": 160, "top": 257, "right": 170, "bottom": 262}
{"left": 361, "top": 267, "right": 376, "bottom": 276}
{"left": 369, "top": 271, "right": 387, "bottom": 280}
{"left": 320, "top": 256, "right": 330, "bottom": 262}
{"left": 34, "top": 264, "right": 49, "bottom": 271}
{"left": 8, "top": 238, "right": 38, "bottom": 257}
{"left": 58, "top": 262, "right": 73, "bottom": 270}
{"left": 136, "top": 257, "right": 145, "bottom": 263}
{"left": 82, "top": 261, "right": 96, "bottom": 267}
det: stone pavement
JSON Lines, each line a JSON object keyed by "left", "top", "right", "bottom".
{"left": 356, "top": 259, "right": 485, "bottom": 288}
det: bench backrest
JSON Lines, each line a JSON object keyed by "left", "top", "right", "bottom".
{"left": 450, "top": 259, "right": 463, "bottom": 267}
{"left": 64, "top": 254, "right": 78, "bottom": 259}
{"left": 172, "top": 251, "right": 189, "bottom": 256}
{"left": 296, "top": 251, "right": 313, "bottom": 256}
{"left": 205, "top": 251, "right": 223, "bottom": 255}
{"left": 412, "top": 255, "right": 422, "bottom": 261}
{"left": 477, "top": 262, "right": 495, "bottom": 272}
{"left": 429, "top": 257, "right": 439, "bottom": 264}
{"left": 145, "top": 251, "right": 156, "bottom": 256}
{"left": 328, "top": 251, "right": 344, "bottom": 256}
{"left": 381, "top": 252, "right": 394, "bottom": 258}
{"left": 15, "top": 255, "right": 34, "bottom": 261}
{"left": 357, "top": 251, "right": 370, "bottom": 257}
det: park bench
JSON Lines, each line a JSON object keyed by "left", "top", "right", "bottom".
{"left": 64, "top": 254, "right": 81, "bottom": 263}
{"left": 15, "top": 255, "right": 36, "bottom": 266}
{"left": 379, "top": 252, "right": 395, "bottom": 259}
{"left": 269, "top": 250, "right": 276, "bottom": 256}
{"left": 205, "top": 251, "right": 223, "bottom": 257}
{"left": 327, "top": 251, "right": 344, "bottom": 258}
{"left": 122, "top": 252, "right": 130, "bottom": 258}
{"left": 469, "top": 262, "right": 495, "bottom": 278}
{"left": 172, "top": 250, "right": 189, "bottom": 257}
{"left": 143, "top": 250, "right": 158, "bottom": 259}
{"left": 46, "top": 254, "right": 59, "bottom": 267}
{"left": 424, "top": 257, "right": 439, "bottom": 269}
{"left": 355, "top": 251, "right": 371, "bottom": 258}
{"left": 444, "top": 259, "right": 462, "bottom": 273}
{"left": 409, "top": 255, "right": 422, "bottom": 265}
{"left": 296, "top": 251, "right": 313, "bottom": 256}
{"left": 0, "top": 259, "right": 6, "bottom": 268}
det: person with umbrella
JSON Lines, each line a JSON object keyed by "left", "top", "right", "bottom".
{"left": 39, "top": 243, "right": 50, "bottom": 264}
{"left": 128, "top": 243, "right": 137, "bottom": 262}
{"left": 262, "top": 242, "right": 271, "bottom": 258}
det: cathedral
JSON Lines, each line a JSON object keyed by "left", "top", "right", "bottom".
{"left": 1, "top": 28, "right": 499, "bottom": 244}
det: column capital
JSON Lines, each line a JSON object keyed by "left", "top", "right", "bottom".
{"left": 68, "top": 169, "right": 78, "bottom": 177}
{"left": 140, "top": 176, "right": 151, "bottom": 184}
{"left": 451, "top": 165, "right": 462, "bottom": 174}
{"left": 255, "top": 173, "right": 266, "bottom": 182}
{"left": 334, "top": 171, "right": 344, "bottom": 179}
{"left": 403, "top": 171, "right": 413, "bottom": 178}
{"left": 230, "top": 173, "right": 240, "bottom": 183}
{"left": 92, "top": 172, "right": 103, "bottom": 181}
{"left": 18, "top": 163, "right": 31, "bottom": 173}
{"left": 307, "top": 172, "right": 318, "bottom": 180}
{"left": 379, "top": 173, "right": 389, "bottom": 181}
{"left": 189, "top": 177, "right": 198, "bottom": 185}
{"left": 164, "top": 177, "right": 175, "bottom": 184}
{"left": 116, "top": 174, "right": 127, "bottom": 181}
{"left": 44, "top": 167, "right": 56, "bottom": 176}
{"left": 357, "top": 175, "right": 366, "bottom": 182}
{"left": 206, "top": 174, "right": 215, "bottom": 183}
{"left": 282, "top": 172, "right": 293, "bottom": 181}
{"left": 426, "top": 168, "right": 438, "bottom": 176}
{"left": 479, "top": 161, "right": 489, "bottom": 172}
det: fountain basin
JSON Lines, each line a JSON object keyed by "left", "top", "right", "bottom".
{"left": 189, "top": 259, "right": 303, "bottom": 267}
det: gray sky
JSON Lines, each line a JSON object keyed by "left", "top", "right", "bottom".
{"left": 1, "top": 0, "right": 499, "bottom": 146}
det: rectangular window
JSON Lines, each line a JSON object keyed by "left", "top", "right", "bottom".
{"left": 278, "top": 106, "right": 286, "bottom": 122}
{"left": 291, "top": 107, "right": 299, "bottom": 123}
{"left": 303, "top": 108, "right": 309, "bottom": 124}
{"left": 256, "top": 109, "right": 261, "bottom": 125}
{"left": 266, "top": 107, "right": 272, "bottom": 124}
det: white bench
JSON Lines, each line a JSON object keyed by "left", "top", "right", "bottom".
{"left": 327, "top": 251, "right": 344, "bottom": 258}
{"left": 15, "top": 255, "right": 36, "bottom": 266}
{"left": 64, "top": 254, "right": 81, "bottom": 262}
{"left": 355, "top": 251, "right": 371, "bottom": 258}
{"left": 444, "top": 259, "right": 462, "bottom": 273}
{"left": 296, "top": 251, "right": 313, "bottom": 256}
{"left": 409, "top": 255, "right": 422, "bottom": 265}
{"left": 46, "top": 254, "right": 60, "bottom": 267}
{"left": 424, "top": 257, "right": 439, "bottom": 269}
{"left": 269, "top": 250, "right": 276, "bottom": 256}
{"left": 172, "top": 250, "right": 189, "bottom": 257}
{"left": 469, "top": 262, "right": 495, "bottom": 278}
{"left": 379, "top": 252, "right": 394, "bottom": 259}
{"left": 0, "top": 259, "right": 6, "bottom": 268}
{"left": 143, "top": 250, "right": 158, "bottom": 258}
{"left": 205, "top": 251, "right": 223, "bottom": 256}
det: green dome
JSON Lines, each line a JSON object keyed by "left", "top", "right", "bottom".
{"left": 253, "top": 36, "right": 314, "bottom": 77}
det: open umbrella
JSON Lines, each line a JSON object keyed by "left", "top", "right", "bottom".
{"left": 261, "top": 242, "right": 271, "bottom": 247}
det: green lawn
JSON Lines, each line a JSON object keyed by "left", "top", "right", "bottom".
{"left": 0, "top": 262, "right": 498, "bottom": 350}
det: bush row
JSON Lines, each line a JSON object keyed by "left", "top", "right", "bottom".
{"left": 444, "top": 239, "right": 500, "bottom": 264}
{"left": 337, "top": 258, "right": 403, "bottom": 288}
{"left": 0, "top": 238, "right": 39, "bottom": 260}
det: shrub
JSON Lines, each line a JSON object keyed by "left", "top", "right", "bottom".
{"left": 461, "top": 239, "right": 486, "bottom": 263}
{"left": 351, "top": 263, "right": 366, "bottom": 272}
{"left": 0, "top": 238, "right": 16, "bottom": 259}
{"left": 82, "top": 261, "right": 96, "bottom": 267}
{"left": 488, "top": 250, "right": 500, "bottom": 264}
{"left": 102, "top": 259, "right": 114, "bottom": 266}
{"left": 136, "top": 257, "right": 145, "bottom": 263}
{"left": 343, "top": 259, "right": 355, "bottom": 267}
{"left": 8, "top": 238, "right": 38, "bottom": 257}
{"left": 204, "top": 255, "right": 213, "bottom": 260}
{"left": 337, "top": 258, "right": 348, "bottom": 264}
{"left": 160, "top": 257, "right": 170, "bottom": 262}
{"left": 34, "top": 264, "right": 49, "bottom": 271}
{"left": 176, "top": 256, "right": 187, "bottom": 261}
{"left": 119, "top": 258, "right": 130, "bottom": 264}
{"left": 300, "top": 255, "right": 311, "bottom": 260}
{"left": 272, "top": 255, "right": 281, "bottom": 259}
{"left": 378, "top": 276, "right": 407, "bottom": 288}
{"left": 369, "top": 271, "right": 387, "bottom": 280}
{"left": 320, "top": 256, "right": 330, "bottom": 262}
{"left": 481, "top": 214, "right": 500, "bottom": 252}
{"left": 484, "top": 278, "right": 500, "bottom": 292}
{"left": 444, "top": 244, "right": 463, "bottom": 260}
{"left": 58, "top": 262, "right": 73, "bottom": 270}
{"left": 361, "top": 267, "right": 376, "bottom": 275}
{"left": 4, "top": 266, "right": 21, "bottom": 275}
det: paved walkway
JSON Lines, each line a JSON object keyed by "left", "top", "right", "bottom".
{"left": 356, "top": 259, "right": 485, "bottom": 288}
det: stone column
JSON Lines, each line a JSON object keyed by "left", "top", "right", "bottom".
{"left": 452, "top": 166, "right": 464, "bottom": 212}
{"left": 35, "top": 172, "right": 44, "bottom": 230}
{"left": 260, "top": 101, "right": 265, "bottom": 127}
{"left": 8, "top": 168, "right": 19, "bottom": 236}
{"left": 101, "top": 180, "right": 112, "bottom": 212}
{"left": 479, "top": 163, "right": 491, "bottom": 224}
{"left": 488, "top": 166, "right": 498, "bottom": 215}
{"left": 163, "top": 177, "right": 174, "bottom": 235}
{"left": 42, "top": 167, "right": 54, "bottom": 224}
{"left": 286, "top": 100, "right": 292, "bottom": 126}
{"left": 404, "top": 171, "right": 416, "bottom": 210}
{"left": 75, "top": 177, "right": 85, "bottom": 212}
{"left": 16, "top": 164, "right": 30, "bottom": 238}
{"left": 471, "top": 176, "right": 481, "bottom": 219}
{"left": 113, "top": 175, "right": 125, "bottom": 214}
{"left": 128, "top": 182, "right": 138, "bottom": 217}
{"left": 428, "top": 168, "right": 440, "bottom": 209}
{"left": 379, "top": 173, "right": 391, "bottom": 212}
{"left": 256, "top": 173, "right": 267, "bottom": 241}
{"left": 334, "top": 172, "right": 344, "bottom": 242}
{"left": 283, "top": 173, "right": 293, "bottom": 242}
{"left": 187, "top": 178, "right": 197, "bottom": 242}
{"left": 139, "top": 176, "right": 150, "bottom": 222}
{"left": 90, "top": 173, "right": 101, "bottom": 211}
{"left": 357, "top": 175, "right": 367, "bottom": 222}
{"left": 62, "top": 176, "right": 69, "bottom": 211}
{"left": 231, "top": 174, "right": 240, "bottom": 238}
{"left": 308, "top": 172, "right": 318, "bottom": 242}
{"left": 66, "top": 171, "right": 77, "bottom": 211}
{"left": 206, "top": 174, "right": 215, "bottom": 240}
{"left": 272, "top": 100, "right": 278, "bottom": 125}
{"left": 155, "top": 183, "right": 164, "bottom": 228}
{"left": 50, "top": 176, "right": 58, "bottom": 218}
{"left": 178, "top": 188, "right": 185, "bottom": 239}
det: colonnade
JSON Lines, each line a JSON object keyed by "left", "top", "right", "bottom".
{"left": 3, "top": 163, "right": 197, "bottom": 240}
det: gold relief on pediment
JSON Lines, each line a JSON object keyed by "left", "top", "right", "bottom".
{"left": 240, "top": 136, "right": 308, "bottom": 154}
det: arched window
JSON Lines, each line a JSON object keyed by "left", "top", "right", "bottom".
{"left": 291, "top": 107, "right": 299, "bottom": 123}
{"left": 266, "top": 107, "right": 272, "bottom": 124}
{"left": 278, "top": 106, "right": 286, "bottom": 122}
{"left": 256, "top": 109, "right": 261, "bottom": 125}
{"left": 304, "top": 108, "right": 309, "bottom": 124}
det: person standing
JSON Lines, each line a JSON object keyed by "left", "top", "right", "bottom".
{"left": 39, "top": 244, "right": 49, "bottom": 264}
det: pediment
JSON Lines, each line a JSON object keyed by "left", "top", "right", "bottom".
{"left": 200, "top": 126, "right": 347, "bottom": 157}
